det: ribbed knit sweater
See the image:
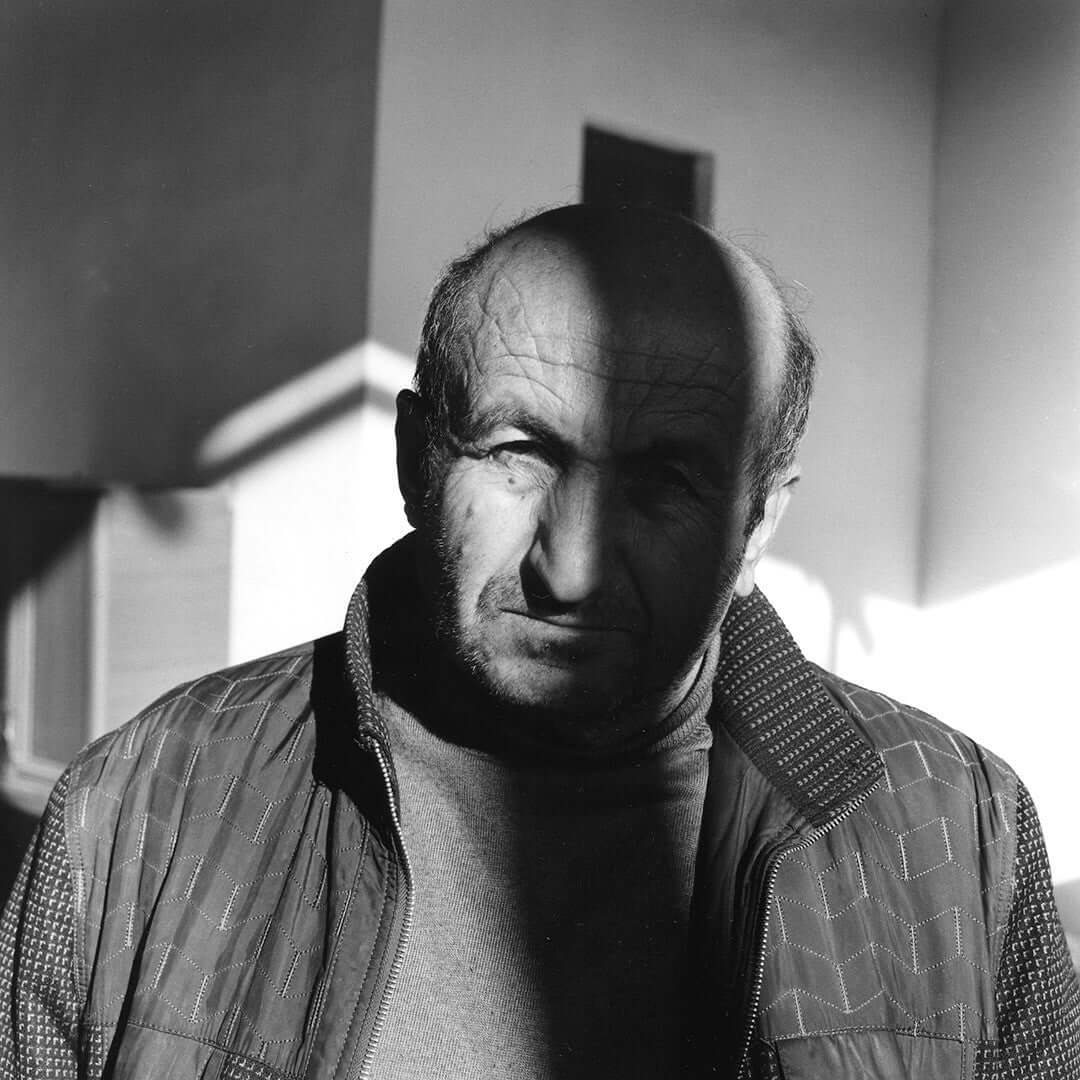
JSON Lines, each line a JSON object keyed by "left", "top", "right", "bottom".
{"left": 370, "top": 642, "right": 717, "bottom": 1078}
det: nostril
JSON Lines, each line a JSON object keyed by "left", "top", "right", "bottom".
{"left": 520, "top": 558, "right": 566, "bottom": 613}
{"left": 522, "top": 554, "right": 598, "bottom": 617}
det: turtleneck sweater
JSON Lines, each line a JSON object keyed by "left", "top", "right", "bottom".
{"left": 367, "top": 558, "right": 717, "bottom": 1079}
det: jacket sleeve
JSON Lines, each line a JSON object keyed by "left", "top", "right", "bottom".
{"left": 978, "top": 780, "right": 1080, "bottom": 1078}
{"left": 0, "top": 769, "right": 83, "bottom": 1079}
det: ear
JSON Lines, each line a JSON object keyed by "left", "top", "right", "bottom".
{"left": 395, "top": 389, "right": 430, "bottom": 529}
{"left": 733, "top": 469, "right": 799, "bottom": 597}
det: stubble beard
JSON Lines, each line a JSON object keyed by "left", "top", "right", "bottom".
{"left": 418, "top": 495, "right": 637, "bottom": 735}
{"left": 419, "top": 494, "right": 743, "bottom": 741}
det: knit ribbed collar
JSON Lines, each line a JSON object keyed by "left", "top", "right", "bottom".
{"left": 712, "top": 588, "right": 883, "bottom": 830}
{"left": 343, "top": 539, "right": 883, "bottom": 826}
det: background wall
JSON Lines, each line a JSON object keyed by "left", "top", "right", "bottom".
{"left": 914, "top": 0, "right": 1080, "bottom": 883}
{"left": 926, "top": 0, "right": 1080, "bottom": 604}
{"left": 0, "top": 0, "right": 381, "bottom": 483}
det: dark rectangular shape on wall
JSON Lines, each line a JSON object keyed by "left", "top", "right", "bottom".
{"left": 582, "top": 125, "right": 713, "bottom": 225}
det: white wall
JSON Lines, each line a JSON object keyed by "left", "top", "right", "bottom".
{"left": 218, "top": 342, "right": 413, "bottom": 659}
{"left": 917, "top": 0, "right": 1080, "bottom": 883}
{"left": 926, "top": 0, "right": 1080, "bottom": 604}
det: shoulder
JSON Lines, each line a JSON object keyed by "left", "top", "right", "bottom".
{"left": 58, "top": 636, "right": 349, "bottom": 949}
{"left": 814, "top": 667, "right": 1023, "bottom": 930}
{"left": 760, "top": 677, "right": 1050, "bottom": 1050}
{"left": 50, "top": 635, "right": 367, "bottom": 1029}
{"left": 65, "top": 636, "right": 334, "bottom": 828}
{"left": 818, "top": 667, "right": 1019, "bottom": 811}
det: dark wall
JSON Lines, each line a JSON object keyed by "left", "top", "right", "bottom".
{"left": 1, "top": 0, "right": 382, "bottom": 485}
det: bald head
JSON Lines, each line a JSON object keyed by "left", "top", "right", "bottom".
{"left": 478, "top": 206, "right": 784, "bottom": 409}
{"left": 414, "top": 204, "right": 813, "bottom": 528}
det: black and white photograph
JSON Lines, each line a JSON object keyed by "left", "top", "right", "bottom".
{"left": 2, "top": 1, "right": 1079, "bottom": 1076}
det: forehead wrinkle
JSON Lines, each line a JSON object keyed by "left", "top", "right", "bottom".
{"left": 472, "top": 263, "right": 549, "bottom": 361}
{"left": 466, "top": 368, "right": 748, "bottom": 460}
{"left": 634, "top": 385, "right": 748, "bottom": 427}
{"left": 471, "top": 329, "right": 749, "bottom": 388}
{"left": 461, "top": 236, "right": 765, "bottom": 438}
{"left": 475, "top": 242, "right": 749, "bottom": 368}
{"left": 464, "top": 335, "right": 754, "bottom": 441}
{"left": 473, "top": 350, "right": 745, "bottom": 408}
{"left": 467, "top": 358, "right": 576, "bottom": 420}
{"left": 457, "top": 266, "right": 544, "bottom": 393}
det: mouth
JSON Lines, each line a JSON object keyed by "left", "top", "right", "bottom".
{"left": 502, "top": 610, "right": 638, "bottom": 636}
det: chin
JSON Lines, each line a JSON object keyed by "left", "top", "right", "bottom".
{"left": 466, "top": 650, "right": 634, "bottom": 718}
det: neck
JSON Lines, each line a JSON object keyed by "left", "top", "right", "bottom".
{"left": 448, "top": 649, "right": 713, "bottom": 762}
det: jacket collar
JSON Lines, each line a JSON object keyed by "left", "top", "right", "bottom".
{"left": 712, "top": 588, "right": 883, "bottom": 831}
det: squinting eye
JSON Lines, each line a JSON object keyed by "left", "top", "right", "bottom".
{"left": 627, "top": 461, "right": 696, "bottom": 496}
{"left": 490, "top": 441, "right": 544, "bottom": 461}
{"left": 486, "top": 442, "right": 557, "bottom": 475}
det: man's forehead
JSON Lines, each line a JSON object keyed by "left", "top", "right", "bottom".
{"left": 469, "top": 265, "right": 738, "bottom": 367}
{"left": 470, "top": 224, "right": 748, "bottom": 338}
{"left": 465, "top": 325, "right": 749, "bottom": 426}
{"left": 457, "top": 226, "right": 776, "bottom": 429}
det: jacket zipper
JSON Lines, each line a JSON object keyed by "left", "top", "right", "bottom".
{"left": 353, "top": 743, "right": 415, "bottom": 1080}
{"left": 735, "top": 778, "right": 881, "bottom": 1079}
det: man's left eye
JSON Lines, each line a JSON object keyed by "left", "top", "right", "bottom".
{"left": 627, "top": 461, "right": 696, "bottom": 496}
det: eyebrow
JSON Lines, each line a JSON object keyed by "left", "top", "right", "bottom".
{"left": 631, "top": 436, "right": 717, "bottom": 464}
{"left": 456, "top": 404, "right": 565, "bottom": 448}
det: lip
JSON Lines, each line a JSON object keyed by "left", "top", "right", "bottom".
{"left": 502, "top": 610, "right": 638, "bottom": 636}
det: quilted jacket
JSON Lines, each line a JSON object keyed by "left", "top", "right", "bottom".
{"left": 2, "top": 540, "right": 1079, "bottom": 1078}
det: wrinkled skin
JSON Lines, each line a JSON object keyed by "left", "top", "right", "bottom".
{"left": 398, "top": 214, "right": 789, "bottom": 751}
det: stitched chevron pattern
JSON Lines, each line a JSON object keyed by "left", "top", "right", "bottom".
{"left": 758, "top": 683, "right": 1018, "bottom": 1046}
{"left": 68, "top": 648, "right": 358, "bottom": 1073}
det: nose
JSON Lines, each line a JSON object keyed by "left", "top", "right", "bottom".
{"left": 522, "top": 469, "right": 611, "bottom": 612}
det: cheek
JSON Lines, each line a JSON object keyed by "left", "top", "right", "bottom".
{"left": 632, "top": 511, "right": 745, "bottom": 616}
{"left": 439, "top": 468, "right": 540, "bottom": 574}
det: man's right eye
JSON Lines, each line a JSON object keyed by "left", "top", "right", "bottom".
{"left": 485, "top": 442, "right": 558, "bottom": 483}
{"left": 489, "top": 441, "right": 544, "bottom": 460}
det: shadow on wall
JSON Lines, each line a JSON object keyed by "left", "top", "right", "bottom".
{"left": 922, "top": 0, "right": 1080, "bottom": 605}
{"left": 1, "top": 0, "right": 382, "bottom": 488}
{"left": 193, "top": 347, "right": 400, "bottom": 483}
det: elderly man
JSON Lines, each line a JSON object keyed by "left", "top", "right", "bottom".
{"left": 2, "top": 205, "right": 1078, "bottom": 1078}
